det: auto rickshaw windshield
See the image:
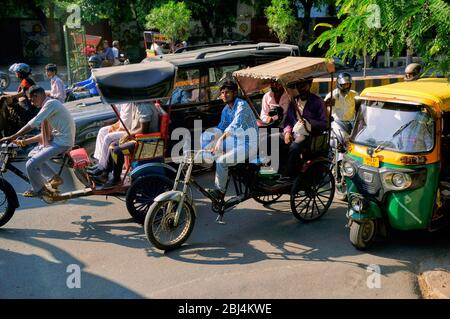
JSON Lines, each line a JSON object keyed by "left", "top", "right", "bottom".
{"left": 351, "top": 101, "right": 434, "bottom": 153}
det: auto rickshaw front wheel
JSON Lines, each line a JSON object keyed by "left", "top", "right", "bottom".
{"left": 349, "top": 220, "right": 377, "bottom": 250}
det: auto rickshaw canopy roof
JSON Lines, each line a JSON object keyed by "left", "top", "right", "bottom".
{"left": 233, "top": 56, "right": 335, "bottom": 95}
{"left": 92, "top": 61, "right": 176, "bottom": 104}
{"left": 360, "top": 78, "right": 450, "bottom": 113}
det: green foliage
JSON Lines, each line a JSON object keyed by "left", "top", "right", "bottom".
{"left": 265, "top": 0, "right": 298, "bottom": 43}
{"left": 308, "top": 0, "right": 450, "bottom": 76}
{"left": 184, "top": 0, "right": 239, "bottom": 42}
{"left": 145, "top": 1, "right": 192, "bottom": 42}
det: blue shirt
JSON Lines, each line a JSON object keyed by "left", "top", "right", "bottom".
{"left": 75, "top": 75, "right": 99, "bottom": 96}
{"left": 220, "top": 98, "right": 258, "bottom": 150}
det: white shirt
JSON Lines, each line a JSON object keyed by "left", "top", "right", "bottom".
{"left": 151, "top": 43, "right": 163, "bottom": 55}
{"left": 28, "top": 97, "right": 76, "bottom": 147}
{"left": 325, "top": 88, "right": 358, "bottom": 122}
{"left": 50, "top": 75, "right": 66, "bottom": 103}
{"left": 118, "top": 103, "right": 133, "bottom": 129}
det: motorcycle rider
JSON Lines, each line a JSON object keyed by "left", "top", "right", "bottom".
{"left": 324, "top": 72, "right": 358, "bottom": 144}
{"left": 71, "top": 55, "right": 102, "bottom": 99}
{"left": 404, "top": 63, "right": 421, "bottom": 82}
{"left": 0, "top": 63, "right": 38, "bottom": 137}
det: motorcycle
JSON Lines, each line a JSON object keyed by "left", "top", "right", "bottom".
{"left": 0, "top": 71, "right": 10, "bottom": 92}
{"left": 330, "top": 119, "right": 353, "bottom": 201}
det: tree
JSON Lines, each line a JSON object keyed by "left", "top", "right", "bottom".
{"left": 265, "top": 0, "right": 298, "bottom": 43}
{"left": 145, "top": 1, "right": 191, "bottom": 51}
{"left": 184, "top": 0, "right": 240, "bottom": 43}
{"left": 308, "top": 0, "right": 450, "bottom": 77}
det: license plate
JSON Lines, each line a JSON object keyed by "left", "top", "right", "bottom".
{"left": 363, "top": 156, "right": 380, "bottom": 168}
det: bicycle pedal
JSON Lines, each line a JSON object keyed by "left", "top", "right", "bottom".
{"left": 215, "top": 214, "right": 226, "bottom": 225}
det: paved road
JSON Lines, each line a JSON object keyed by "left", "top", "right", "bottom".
{"left": 1, "top": 162, "right": 449, "bottom": 299}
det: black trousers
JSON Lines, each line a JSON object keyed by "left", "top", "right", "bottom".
{"left": 287, "top": 138, "right": 310, "bottom": 177}
{"left": 106, "top": 141, "right": 137, "bottom": 181}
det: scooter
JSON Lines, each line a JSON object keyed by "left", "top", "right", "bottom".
{"left": 330, "top": 119, "right": 353, "bottom": 201}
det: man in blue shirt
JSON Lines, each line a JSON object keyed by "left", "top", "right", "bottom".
{"left": 203, "top": 81, "right": 259, "bottom": 200}
{"left": 72, "top": 55, "right": 101, "bottom": 98}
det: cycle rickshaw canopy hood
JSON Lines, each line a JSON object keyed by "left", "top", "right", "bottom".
{"left": 233, "top": 56, "right": 335, "bottom": 95}
{"left": 92, "top": 61, "right": 176, "bottom": 104}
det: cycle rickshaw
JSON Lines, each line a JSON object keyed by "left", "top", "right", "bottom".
{"left": 144, "top": 56, "right": 336, "bottom": 250}
{"left": 0, "top": 62, "right": 178, "bottom": 227}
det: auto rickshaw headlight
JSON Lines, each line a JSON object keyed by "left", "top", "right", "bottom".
{"left": 382, "top": 172, "right": 412, "bottom": 191}
{"left": 350, "top": 196, "right": 364, "bottom": 212}
{"left": 342, "top": 161, "right": 356, "bottom": 177}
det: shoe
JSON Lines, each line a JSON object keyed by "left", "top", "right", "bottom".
{"left": 205, "top": 188, "right": 225, "bottom": 201}
{"left": 49, "top": 175, "right": 64, "bottom": 188}
{"left": 87, "top": 164, "right": 99, "bottom": 170}
{"left": 102, "top": 178, "right": 121, "bottom": 189}
{"left": 92, "top": 171, "right": 109, "bottom": 184}
{"left": 87, "top": 167, "right": 104, "bottom": 176}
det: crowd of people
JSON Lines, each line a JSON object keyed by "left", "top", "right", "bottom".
{"left": 0, "top": 58, "right": 430, "bottom": 200}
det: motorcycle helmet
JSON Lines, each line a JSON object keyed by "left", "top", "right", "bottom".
{"left": 88, "top": 55, "right": 102, "bottom": 68}
{"left": 336, "top": 72, "right": 352, "bottom": 92}
{"left": 404, "top": 63, "right": 421, "bottom": 81}
{"left": 9, "top": 63, "right": 31, "bottom": 76}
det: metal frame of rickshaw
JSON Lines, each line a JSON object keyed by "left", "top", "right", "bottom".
{"left": 143, "top": 57, "right": 338, "bottom": 251}
{"left": 0, "top": 61, "right": 180, "bottom": 228}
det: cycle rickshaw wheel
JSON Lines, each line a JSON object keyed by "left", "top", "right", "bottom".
{"left": 253, "top": 193, "right": 283, "bottom": 205}
{"left": 126, "top": 174, "right": 173, "bottom": 224}
{"left": 290, "top": 163, "right": 335, "bottom": 222}
{"left": 145, "top": 199, "right": 196, "bottom": 251}
{"left": 0, "top": 179, "right": 17, "bottom": 227}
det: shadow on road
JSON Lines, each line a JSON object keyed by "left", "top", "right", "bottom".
{"left": 0, "top": 234, "right": 143, "bottom": 298}
{"left": 153, "top": 197, "right": 450, "bottom": 277}
{"left": 0, "top": 216, "right": 148, "bottom": 249}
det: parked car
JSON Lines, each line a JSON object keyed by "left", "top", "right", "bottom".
{"left": 69, "top": 42, "right": 300, "bottom": 159}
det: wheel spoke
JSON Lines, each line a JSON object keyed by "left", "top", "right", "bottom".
{"left": 315, "top": 195, "right": 327, "bottom": 208}
{"left": 295, "top": 196, "right": 308, "bottom": 209}
{"left": 299, "top": 198, "right": 312, "bottom": 216}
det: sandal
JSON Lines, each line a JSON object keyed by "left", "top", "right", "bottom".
{"left": 49, "top": 175, "right": 64, "bottom": 188}
{"left": 22, "top": 186, "right": 55, "bottom": 198}
{"left": 23, "top": 189, "right": 40, "bottom": 197}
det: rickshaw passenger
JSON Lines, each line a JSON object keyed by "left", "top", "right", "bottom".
{"left": 87, "top": 103, "right": 133, "bottom": 176}
{"left": 0, "top": 85, "right": 75, "bottom": 197}
{"left": 95, "top": 101, "right": 160, "bottom": 188}
{"left": 205, "top": 81, "right": 259, "bottom": 200}
{"left": 260, "top": 80, "right": 290, "bottom": 125}
{"left": 283, "top": 79, "right": 327, "bottom": 177}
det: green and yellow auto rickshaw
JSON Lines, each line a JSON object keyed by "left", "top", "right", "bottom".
{"left": 342, "top": 78, "right": 450, "bottom": 249}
